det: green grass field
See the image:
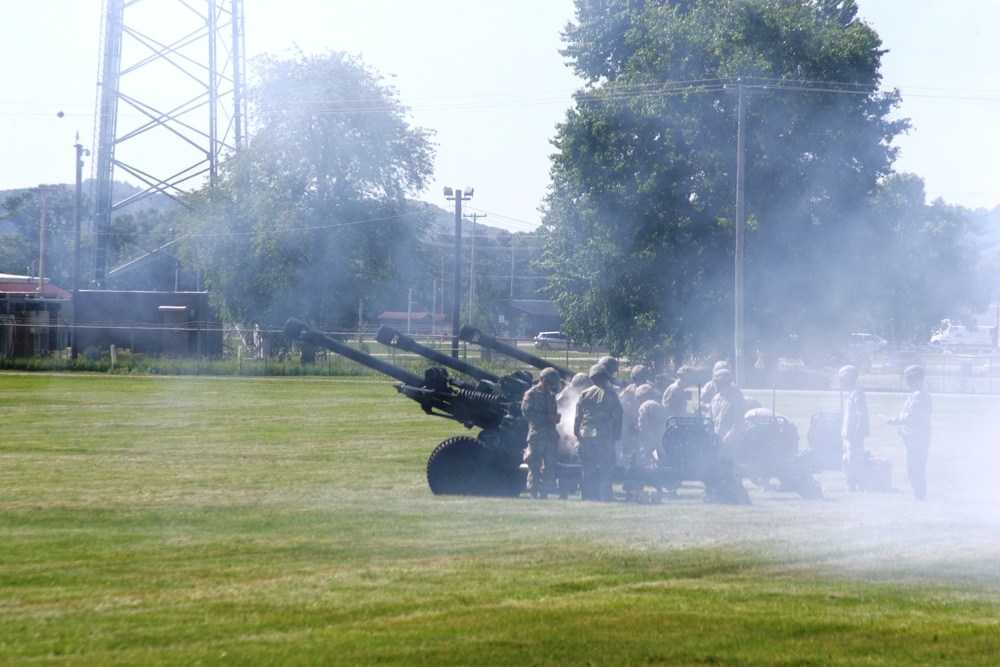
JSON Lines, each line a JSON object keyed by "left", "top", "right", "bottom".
{"left": 2, "top": 373, "right": 999, "bottom": 665}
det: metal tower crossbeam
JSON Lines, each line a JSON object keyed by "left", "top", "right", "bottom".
{"left": 91, "top": 0, "right": 245, "bottom": 287}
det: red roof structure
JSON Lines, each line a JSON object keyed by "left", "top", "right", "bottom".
{"left": 0, "top": 274, "right": 71, "bottom": 300}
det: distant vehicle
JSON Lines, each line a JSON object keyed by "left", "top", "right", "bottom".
{"left": 848, "top": 333, "right": 887, "bottom": 355}
{"left": 929, "top": 319, "right": 996, "bottom": 352}
{"left": 533, "top": 331, "right": 572, "bottom": 351}
{"left": 883, "top": 349, "right": 925, "bottom": 374}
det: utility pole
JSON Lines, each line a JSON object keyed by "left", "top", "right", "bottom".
{"left": 725, "top": 79, "right": 767, "bottom": 386}
{"left": 465, "top": 212, "right": 487, "bottom": 326}
{"left": 72, "top": 135, "right": 89, "bottom": 359}
{"left": 735, "top": 83, "right": 747, "bottom": 386}
{"left": 444, "top": 187, "right": 474, "bottom": 358}
{"left": 510, "top": 247, "right": 515, "bottom": 299}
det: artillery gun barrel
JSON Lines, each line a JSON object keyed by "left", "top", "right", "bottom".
{"left": 375, "top": 325, "right": 502, "bottom": 384}
{"left": 283, "top": 318, "right": 425, "bottom": 387}
{"left": 459, "top": 324, "right": 575, "bottom": 381}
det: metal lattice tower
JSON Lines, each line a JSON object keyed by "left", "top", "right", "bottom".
{"left": 91, "top": 0, "right": 246, "bottom": 287}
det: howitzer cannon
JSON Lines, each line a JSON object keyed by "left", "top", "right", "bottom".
{"left": 284, "top": 318, "right": 530, "bottom": 497}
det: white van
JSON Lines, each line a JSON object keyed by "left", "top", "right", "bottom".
{"left": 929, "top": 320, "right": 996, "bottom": 351}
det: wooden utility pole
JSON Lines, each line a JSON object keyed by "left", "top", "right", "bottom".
{"left": 465, "top": 212, "right": 487, "bottom": 326}
{"left": 444, "top": 187, "right": 474, "bottom": 358}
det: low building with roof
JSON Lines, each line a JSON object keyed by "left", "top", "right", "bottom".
{"left": 0, "top": 273, "right": 71, "bottom": 356}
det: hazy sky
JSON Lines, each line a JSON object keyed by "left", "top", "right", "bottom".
{"left": 2, "top": 1, "right": 998, "bottom": 233}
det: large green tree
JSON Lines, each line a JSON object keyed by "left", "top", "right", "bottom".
{"left": 175, "top": 51, "right": 435, "bottom": 330}
{"left": 542, "top": 0, "right": 908, "bottom": 366}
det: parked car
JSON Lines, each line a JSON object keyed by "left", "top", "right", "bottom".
{"left": 533, "top": 331, "right": 571, "bottom": 351}
{"left": 848, "top": 333, "right": 887, "bottom": 355}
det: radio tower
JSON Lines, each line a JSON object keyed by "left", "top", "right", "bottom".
{"left": 91, "top": 0, "right": 246, "bottom": 287}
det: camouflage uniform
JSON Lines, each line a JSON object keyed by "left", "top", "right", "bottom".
{"left": 887, "top": 366, "right": 932, "bottom": 500}
{"left": 637, "top": 398, "right": 669, "bottom": 466}
{"left": 618, "top": 366, "right": 652, "bottom": 468}
{"left": 661, "top": 366, "right": 697, "bottom": 420}
{"left": 709, "top": 369, "right": 746, "bottom": 462}
{"left": 575, "top": 366, "right": 623, "bottom": 501}
{"left": 699, "top": 360, "right": 730, "bottom": 413}
{"left": 521, "top": 369, "right": 561, "bottom": 498}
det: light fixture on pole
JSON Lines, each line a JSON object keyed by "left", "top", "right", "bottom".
{"left": 444, "top": 186, "right": 474, "bottom": 358}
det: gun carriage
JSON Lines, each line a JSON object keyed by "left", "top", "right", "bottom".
{"left": 736, "top": 409, "right": 823, "bottom": 498}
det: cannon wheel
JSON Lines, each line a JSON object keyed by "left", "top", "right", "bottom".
{"left": 427, "top": 436, "right": 509, "bottom": 496}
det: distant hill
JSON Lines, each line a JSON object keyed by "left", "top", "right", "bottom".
{"left": 0, "top": 180, "right": 175, "bottom": 216}
{"left": 420, "top": 201, "right": 515, "bottom": 240}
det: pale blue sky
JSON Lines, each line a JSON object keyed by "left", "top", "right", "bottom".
{"left": 2, "top": 1, "right": 997, "bottom": 232}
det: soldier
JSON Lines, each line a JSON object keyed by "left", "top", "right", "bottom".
{"left": 574, "top": 363, "right": 623, "bottom": 502}
{"left": 619, "top": 365, "right": 654, "bottom": 463}
{"left": 699, "top": 360, "right": 730, "bottom": 413}
{"left": 885, "top": 365, "right": 932, "bottom": 501}
{"left": 661, "top": 365, "right": 698, "bottom": 419}
{"left": 709, "top": 368, "right": 746, "bottom": 463}
{"left": 618, "top": 366, "right": 654, "bottom": 501}
{"left": 839, "top": 365, "right": 870, "bottom": 492}
{"left": 556, "top": 372, "right": 592, "bottom": 444}
{"left": 636, "top": 384, "right": 668, "bottom": 466}
{"left": 521, "top": 367, "right": 563, "bottom": 499}
{"left": 598, "top": 355, "right": 622, "bottom": 387}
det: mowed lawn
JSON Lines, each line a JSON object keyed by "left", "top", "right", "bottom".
{"left": 2, "top": 372, "right": 999, "bottom": 665}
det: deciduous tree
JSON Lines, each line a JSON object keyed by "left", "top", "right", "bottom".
{"left": 176, "top": 51, "right": 435, "bottom": 330}
{"left": 542, "top": 0, "right": 909, "bottom": 365}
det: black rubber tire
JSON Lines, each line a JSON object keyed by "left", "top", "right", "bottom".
{"left": 426, "top": 436, "right": 491, "bottom": 495}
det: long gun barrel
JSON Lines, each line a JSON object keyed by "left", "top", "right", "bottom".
{"left": 284, "top": 318, "right": 425, "bottom": 387}
{"left": 284, "top": 318, "right": 508, "bottom": 429}
{"left": 376, "top": 325, "right": 502, "bottom": 384}
{"left": 459, "top": 324, "right": 575, "bottom": 381}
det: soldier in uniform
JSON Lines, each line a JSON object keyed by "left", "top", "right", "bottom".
{"left": 574, "top": 363, "right": 623, "bottom": 501}
{"left": 699, "top": 360, "right": 730, "bottom": 414}
{"left": 521, "top": 367, "right": 563, "bottom": 499}
{"left": 598, "top": 355, "right": 622, "bottom": 388}
{"left": 885, "top": 365, "right": 932, "bottom": 500}
{"left": 633, "top": 384, "right": 663, "bottom": 467}
{"left": 618, "top": 365, "right": 654, "bottom": 500}
{"left": 839, "top": 365, "right": 870, "bottom": 492}
{"left": 618, "top": 367, "right": 652, "bottom": 457}
{"left": 661, "top": 365, "right": 697, "bottom": 419}
{"left": 709, "top": 368, "right": 746, "bottom": 463}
